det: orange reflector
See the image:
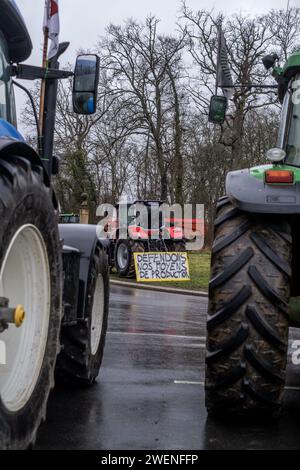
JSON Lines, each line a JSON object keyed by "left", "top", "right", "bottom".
{"left": 265, "top": 170, "right": 294, "bottom": 184}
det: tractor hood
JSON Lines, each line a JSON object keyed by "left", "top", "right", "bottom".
{"left": 0, "top": 0, "right": 32, "bottom": 62}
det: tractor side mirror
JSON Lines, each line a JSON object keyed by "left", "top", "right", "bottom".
{"left": 208, "top": 95, "right": 227, "bottom": 124}
{"left": 262, "top": 53, "right": 279, "bottom": 71}
{"left": 73, "top": 54, "right": 100, "bottom": 115}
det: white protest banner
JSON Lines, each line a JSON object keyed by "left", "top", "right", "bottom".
{"left": 134, "top": 252, "right": 190, "bottom": 282}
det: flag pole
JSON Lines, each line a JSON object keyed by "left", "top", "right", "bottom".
{"left": 215, "top": 22, "right": 221, "bottom": 95}
{"left": 38, "top": 25, "right": 49, "bottom": 156}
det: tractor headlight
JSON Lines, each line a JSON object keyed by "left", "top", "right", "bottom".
{"left": 266, "top": 147, "right": 286, "bottom": 162}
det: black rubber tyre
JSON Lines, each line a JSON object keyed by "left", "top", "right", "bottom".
{"left": 56, "top": 244, "right": 109, "bottom": 385}
{"left": 205, "top": 196, "right": 291, "bottom": 417}
{"left": 0, "top": 156, "right": 62, "bottom": 449}
{"left": 115, "top": 239, "right": 145, "bottom": 278}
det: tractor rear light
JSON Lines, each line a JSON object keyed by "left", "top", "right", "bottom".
{"left": 265, "top": 170, "right": 294, "bottom": 184}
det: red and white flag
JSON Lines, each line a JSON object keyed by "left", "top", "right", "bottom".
{"left": 43, "top": 0, "right": 60, "bottom": 59}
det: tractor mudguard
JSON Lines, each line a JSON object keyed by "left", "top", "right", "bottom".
{"left": 226, "top": 168, "right": 300, "bottom": 214}
{"left": 59, "top": 224, "right": 108, "bottom": 320}
{"left": 0, "top": 137, "right": 50, "bottom": 184}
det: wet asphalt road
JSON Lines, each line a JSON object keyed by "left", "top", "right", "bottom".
{"left": 36, "top": 285, "right": 300, "bottom": 450}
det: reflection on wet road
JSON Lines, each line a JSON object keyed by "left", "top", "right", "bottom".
{"left": 36, "top": 285, "right": 300, "bottom": 450}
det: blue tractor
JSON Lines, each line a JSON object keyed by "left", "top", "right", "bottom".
{"left": 0, "top": 0, "right": 109, "bottom": 448}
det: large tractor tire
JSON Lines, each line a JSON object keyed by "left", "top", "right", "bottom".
{"left": 0, "top": 156, "right": 62, "bottom": 449}
{"left": 115, "top": 239, "right": 145, "bottom": 278}
{"left": 56, "top": 244, "right": 109, "bottom": 385}
{"left": 205, "top": 196, "right": 291, "bottom": 417}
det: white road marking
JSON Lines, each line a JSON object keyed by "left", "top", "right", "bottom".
{"left": 174, "top": 380, "right": 204, "bottom": 385}
{"left": 108, "top": 331, "right": 206, "bottom": 340}
{"left": 174, "top": 381, "right": 300, "bottom": 391}
{"left": 285, "top": 385, "right": 300, "bottom": 391}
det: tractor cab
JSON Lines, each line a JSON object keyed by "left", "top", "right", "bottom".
{"left": 0, "top": 35, "right": 11, "bottom": 124}
{"left": 116, "top": 200, "right": 190, "bottom": 241}
{"left": 278, "top": 77, "right": 300, "bottom": 167}
{"left": 126, "top": 200, "right": 163, "bottom": 238}
{"left": 260, "top": 50, "right": 300, "bottom": 167}
{"left": 0, "top": 0, "right": 31, "bottom": 128}
{"left": 112, "top": 200, "right": 163, "bottom": 239}
{"left": 0, "top": 0, "right": 32, "bottom": 64}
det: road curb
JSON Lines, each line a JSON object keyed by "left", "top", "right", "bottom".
{"left": 110, "top": 279, "right": 208, "bottom": 297}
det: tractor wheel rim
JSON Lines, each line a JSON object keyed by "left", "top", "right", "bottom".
{"left": 90, "top": 273, "right": 104, "bottom": 355}
{"left": 117, "top": 243, "right": 129, "bottom": 270}
{"left": 0, "top": 224, "right": 51, "bottom": 412}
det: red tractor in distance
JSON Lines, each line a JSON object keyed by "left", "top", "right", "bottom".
{"left": 104, "top": 201, "right": 187, "bottom": 277}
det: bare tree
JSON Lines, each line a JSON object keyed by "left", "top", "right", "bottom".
{"left": 181, "top": 4, "right": 282, "bottom": 168}
{"left": 265, "top": 7, "right": 300, "bottom": 61}
{"left": 99, "top": 16, "right": 187, "bottom": 201}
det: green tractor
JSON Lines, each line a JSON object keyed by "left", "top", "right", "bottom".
{"left": 206, "top": 50, "right": 300, "bottom": 416}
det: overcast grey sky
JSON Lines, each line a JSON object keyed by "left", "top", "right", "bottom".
{"left": 17, "top": 0, "right": 297, "bottom": 67}
{"left": 15, "top": 0, "right": 297, "bottom": 132}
